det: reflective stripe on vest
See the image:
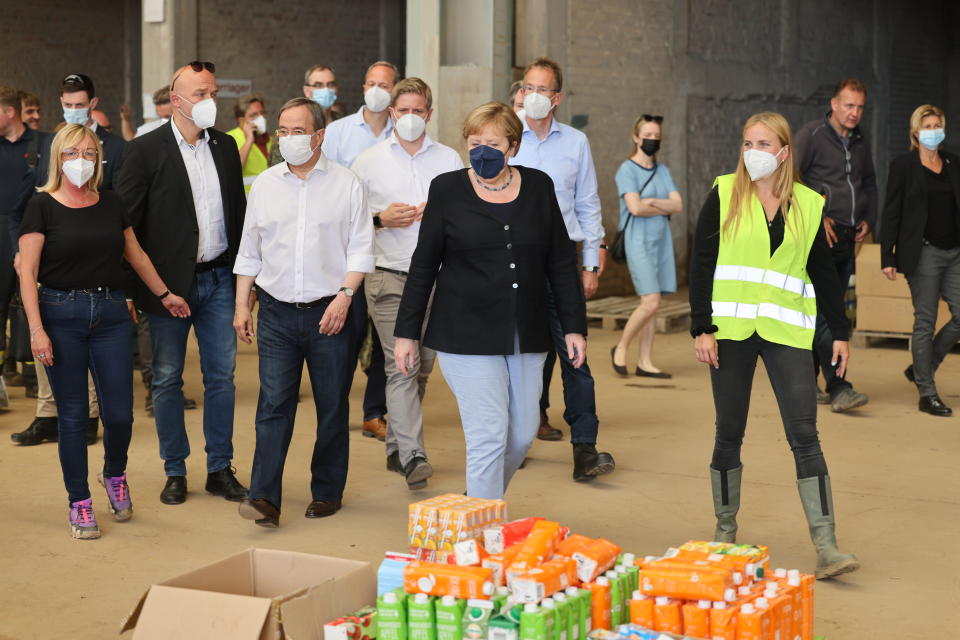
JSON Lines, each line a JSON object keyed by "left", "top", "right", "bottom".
{"left": 711, "top": 173, "right": 824, "bottom": 349}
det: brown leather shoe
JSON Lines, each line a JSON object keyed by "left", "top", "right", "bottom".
{"left": 362, "top": 417, "right": 387, "bottom": 441}
{"left": 537, "top": 412, "right": 563, "bottom": 441}
{"left": 305, "top": 499, "right": 342, "bottom": 518}
{"left": 238, "top": 498, "right": 280, "bottom": 528}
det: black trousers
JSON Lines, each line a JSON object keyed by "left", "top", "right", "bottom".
{"left": 710, "top": 333, "right": 828, "bottom": 479}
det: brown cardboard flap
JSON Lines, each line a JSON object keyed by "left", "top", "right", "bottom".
{"left": 278, "top": 568, "right": 377, "bottom": 639}
{"left": 161, "top": 548, "right": 257, "bottom": 595}
{"left": 131, "top": 585, "right": 271, "bottom": 640}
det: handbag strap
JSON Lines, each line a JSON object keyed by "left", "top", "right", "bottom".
{"left": 618, "top": 164, "right": 658, "bottom": 232}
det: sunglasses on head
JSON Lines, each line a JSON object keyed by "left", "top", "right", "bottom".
{"left": 640, "top": 114, "right": 663, "bottom": 124}
{"left": 171, "top": 61, "right": 216, "bottom": 92}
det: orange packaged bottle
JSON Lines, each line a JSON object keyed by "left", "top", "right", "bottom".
{"left": 586, "top": 577, "right": 611, "bottom": 630}
{"left": 403, "top": 562, "right": 495, "bottom": 600}
{"left": 794, "top": 570, "right": 814, "bottom": 640}
{"left": 627, "top": 591, "right": 654, "bottom": 629}
{"left": 709, "top": 601, "right": 738, "bottom": 640}
{"left": 639, "top": 566, "right": 736, "bottom": 602}
{"left": 572, "top": 539, "right": 623, "bottom": 583}
{"left": 483, "top": 542, "right": 525, "bottom": 586}
{"left": 681, "top": 600, "right": 712, "bottom": 639}
{"left": 755, "top": 597, "right": 778, "bottom": 640}
{"left": 512, "top": 558, "right": 576, "bottom": 604}
{"left": 652, "top": 597, "right": 682, "bottom": 635}
{"left": 554, "top": 534, "right": 594, "bottom": 559}
{"left": 764, "top": 583, "right": 793, "bottom": 640}
{"left": 736, "top": 602, "right": 770, "bottom": 640}
{"left": 508, "top": 521, "right": 563, "bottom": 579}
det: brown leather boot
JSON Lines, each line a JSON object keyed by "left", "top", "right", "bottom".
{"left": 362, "top": 417, "right": 387, "bottom": 441}
{"left": 537, "top": 411, "right": 563, "bottom": 441}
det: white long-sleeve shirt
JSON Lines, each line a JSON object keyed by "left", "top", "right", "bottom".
{"left": 233, "top": 154, "right": 375, "bottom": 302}
{"left": 171, "top": 120, "right": 227, "bottom": 262}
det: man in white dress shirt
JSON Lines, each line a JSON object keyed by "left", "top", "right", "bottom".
{"left": 234, "top": 98, "right": 374, "bottom": 527}
{"left": 351, "top": 78, "right": 463, "bottom": 491}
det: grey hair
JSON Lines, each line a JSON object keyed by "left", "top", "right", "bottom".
{"left": 278, "top": 97, "right": 327, "bottom": 131}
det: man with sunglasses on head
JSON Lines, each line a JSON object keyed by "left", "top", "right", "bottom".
{"left": 59, "top": 74, "right": 125, "bottom": 190}
{"left": 117, "top": 60, "right": 248, "bottom": 506}
{"left": 509, "top": 57, "right": 615, "bottom": 483}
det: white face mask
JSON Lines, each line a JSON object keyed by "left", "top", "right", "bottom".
{"left": 364, "top": 86, "right": 391, "bottom": 113}
{"left": 394, "top": 113, "right": 426, "bottom": 142}
{"left": 279, "top": 134, "right": 318, "bottom": 166}
{"left": 63, "top": 107, "right": 89, "bottom": 126}
{"left": 62, "top": 158, "right": 95, "bottom": 188}
{"left": 522, "top": 92, "right": 554, "bottom": 121}
{"left": 515, "top": 108, "right": 527, "bottom": 122}
{"left": 251, "top": 114, "right": 267, "bottom": 135}
{"left": 179, "top": 96, "right": 217, "bottom": 129}
{"left": 743, "top": 147, "right": 786, "bottom": 181}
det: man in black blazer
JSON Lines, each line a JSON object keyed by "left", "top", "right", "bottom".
{"left": 58, "top": 74, "right": 124, "bottom": 190}
{"left": 117, "top": 62, "right": 248, "bottom": 505}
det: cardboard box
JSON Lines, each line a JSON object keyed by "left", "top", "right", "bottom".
{"left": 855, "top": 295, "right": 949, "bottom": 334}
{"left": 856, "top": 243, "right": 911, "bottom": 298}
{"left": 122, "top": 549, "right": 376, "bottom": 640}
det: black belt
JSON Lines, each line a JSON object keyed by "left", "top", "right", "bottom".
{"left": 376, "top": 266, "right": 409, "bottom": 277}
{"left": 195, "top": 255, "right": 231, "bottom": 273}
{"left": 292, "top": 295, "right": 336, "bottom": 310}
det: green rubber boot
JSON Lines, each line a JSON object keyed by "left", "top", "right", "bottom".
{"left": 711, "top": 465, "right": 742, "bottom": 543}
{"left": 797, "top": 475, "right": 861, "bottom": 579}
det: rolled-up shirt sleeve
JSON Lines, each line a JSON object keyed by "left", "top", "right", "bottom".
{"left": 345, "top": 178, "right": 375, "bottom": 273}
{"left": 232, "top": 182, "right": 263, "bottom": 277}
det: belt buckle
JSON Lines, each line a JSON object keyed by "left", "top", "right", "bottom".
{"left": 294, "top": 301, "right": 310, "bottom": 310}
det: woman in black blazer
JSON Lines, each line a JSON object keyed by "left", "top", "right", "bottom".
{"left": 394, "top": 102, "right": 587, "bottom": 499}
{"left": 880, "top": 104, "right": 960, "bottom": 416}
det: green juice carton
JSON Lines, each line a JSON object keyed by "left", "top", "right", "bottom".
{"left": 540, "top": 598, "right": 563, "bottom": 640}
{"left": 551, "top": 593, "right": 574, "bottom": 640}
{"left": 614, "top": 566, "right": 631, "bottom": 618}
{"left": 519, "top": 604, "right": 553, "bottom": 640}
{"left": 620, "top": 556, "right": 639, "bottom": 595}
{"left": 603, "top": 571, "right": 623, "bottom": 628}
{"left": 561, "top": 588, "right": 581, "bottom": 640}
{"left": 488, "top": 605, "right": 522, "bottom": 640}
{"left": 378, "top": 589, "right": 409, "bottom": 640}
{"left": 565, "top": 586, "right": 591, "bottom": 635}
{"left": 463, "top": 598, "right": 496, "bottom": 640}
{"left": 492, "top": 586, "right": 511, "bottom": 614}
{"left": 409, "top": 593, "right": 437, "bottom": 640}
{"left": 437, "top": 595, "right": 466, "bottom": 640}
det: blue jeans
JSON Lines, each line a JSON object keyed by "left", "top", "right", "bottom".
{"left": 249, "top": 291, "right": 354, "bottom": 510}
{"left": 40, "top": 287, "right": 133, "bottom": 503}
{"left": 147, "top": 266, "right": 236, "bottom": 477}
{"left": 539, "top": 284, "right": 599, "bottom": 443}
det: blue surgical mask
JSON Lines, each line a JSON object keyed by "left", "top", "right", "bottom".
{"left": 469, "top": 145, "right": 506, "bottom": 179}
{"left": 311, "top": 87, "right": 337, "bottom": 109}
{"left": 63, "top": 107, "right": 89, "bottom": 126}
{"left": 918, "top": 128, "right": 945, "bottom": 150}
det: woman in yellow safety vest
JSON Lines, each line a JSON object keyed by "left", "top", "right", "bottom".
{"left": 227, "top": 93, "right": 273, "bottom": 193}
{"left": 689, "top": 112, "right": 860, "bottom": 580}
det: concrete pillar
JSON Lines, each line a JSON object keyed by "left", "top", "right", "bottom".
{"left": 140, "top": 0, "right": 197, "bottom": 120}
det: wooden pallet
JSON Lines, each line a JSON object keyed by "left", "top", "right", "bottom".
{"left": 586, "top": 294, "right": 691, "bottom": 333}
{"left": 851, "top": 329, "right": 911, "bottom": 349}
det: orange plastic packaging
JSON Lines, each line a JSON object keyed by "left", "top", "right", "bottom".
{"left": 628, "top": 592, "right": 654, "bottom": 628}
{"left": 512, "top": 557, "right": 577, "bottom": 603}
{"left": 674, "top": 542, "right": 770, "bottom": 579}
{"left": 736, "top": 602, "right": 770, "bottom": 640}
{"left": 482, "top": 541, "right": 524, "bottom": 586}
{"left": 639, "top": 566, "right": 736, "bottom": 602}
{"left": 764, "top": 583, "right": 794, "bottom": 640}
{"left": 652, "top": 597, "right": 683, "bottom": 635}
{"left": 572, "top": 538, "right": 622, "bottom": 583}
{"left": 508, "top": 521, "right": 562, "bottom": 579}
{"left": 554, "top": 534, "right": 594, "bottom": 559}
{"left": 681, "top": 600, "right": 711, "bottom": 639}
{"left": 643, "top": 557, "right": 744, "bottom": 591}
{"left": 755, "top": 597, "right": 779, "bottom": 640}
{"left": 709, "top": 602, "right": 738, "bottom": 640}
{"left": 771, "top": 570, "right": 803, "bottom": 640}
{"left": 586, "top": 577, "right": 612, "bottom": 630}
{"left": 403, "top": 562, "right": 495, "bottom": 599}
{"left": 797, "top": 571, "right": 814, "bottom": 640}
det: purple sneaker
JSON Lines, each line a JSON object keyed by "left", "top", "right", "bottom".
{"left": 98, "top": 472, "right": 133, "bottom": 521}
{"left": 69, "top": 498, "right": 101, "bottom": 539}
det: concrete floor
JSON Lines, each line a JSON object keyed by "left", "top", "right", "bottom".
{"left": 0, "top": 326, "right": 957, "bottom": 639}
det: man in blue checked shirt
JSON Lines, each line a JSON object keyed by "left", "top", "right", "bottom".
{"left": 509, "top": 57, "right": 615, "bottom": 483}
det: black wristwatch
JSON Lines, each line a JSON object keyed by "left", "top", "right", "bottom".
{"left": 373, "top": 214, "right": 383, "bottom": 229}
{"left": 158, "top": 290, "right": 171, "bottom": 300}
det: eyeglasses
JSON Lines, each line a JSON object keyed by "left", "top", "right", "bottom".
{"left": 521, "top": 84, "right": 559, "bottom": 95}
{"left": 275, "top": 128, "right": 315, "bottom": 137}
{"left": 171, "top": 60, "right": 216, "bottom": 91}
{"left": 62, "top": 147, "right": 98, "bottom": 161}
{"left": 640, "top": 114, "right": 664, "bottom": 124}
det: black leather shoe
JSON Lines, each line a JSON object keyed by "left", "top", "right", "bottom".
{"left": 919, "top": 395, "right": 952, "bottom": 416}
{"left": 239, "top": 498, "right": 280, "bottom": 528}
{"left": 572, "top": 443, "right": 616, "bottom": 482}
{"left": 10, "top": 417, "right": 58, "bottom": 445}
{"left": 86, "top": 418, "right": 99, "bottom": 445}
{"left": 160, "top": 476, "right": 187, "bottom": 504}
{"left": 636, "top": 367, "right": 672, "bottom": 379}
{"left": 904, "top": 365, "right": 916, "bottom": 384}
{"left": 206, "top": 467, "right": 248, "bottom": 501}
{"left": 610, "top": 346, "right": 628, "bottom": 377}
{"left": 305, "top": 499, "right": 342, "bottom": 518}
{"left": 404, "top": 456, "right": 433, "bottom": 490}
{"left": 183, "top": 396, "right": 198, "bottom": 410}
{"left": 386, "top": 451, "right": 404, "bottom": 474}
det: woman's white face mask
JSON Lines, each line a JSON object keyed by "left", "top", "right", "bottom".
{"left": 743, "top": 146, "right": 787, "bottom": 181}
{"left": 62, "top": 158, "right": 95, "bottom": 188}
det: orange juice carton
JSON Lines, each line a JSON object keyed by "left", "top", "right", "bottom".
{"left": 792, "top": 570, "right": 814, "bottom": 640}
{"left": 508, "top": 522, "right": 563, "bottom": 581}
{"left": 755, "top": 597, "right": 779, "bottom": 640}
{"left": 763, "top": 583, "right": 793, "bottom": 640}
{"left": 586, "top": 577, "right": 611, "bottom": 630}
{"left": 484, "top": 542, "right": 525, "bottom": 587}
{"left": 627, "top": 591, "right": 654, "bottom": 629}
{"left": 572, "top": 539, "right": 622, "bottom": 583}
{"left": 484, "top": 517, "right": 543, "bottom": 553}
{"left": 651, "top": 597, "right": 682, "bottom": 635}
{"left": 736, "top": 602, "right": 770, "bottom": 640}
{"left": 513, "top": 558, "right": 577, "bottom": 604}
{"left": 682, "top": 600, "right": 712, "bottom": 639}
{"left": 709, "top": 601, "right": 738, "bottom": 640}
{"left": 643, "top": 556, "right": 743, "bottom": 589}
{"left": 638, "top": 566, "right": 736, "bottom": 603}
{"left": 674, "top": 542, "right": 770, "bottom": 580}
{"left": 404, "top": 562, "right": 495, "bottom": 600}
{"left": 455, "top": 539, "right": 490, "bottom": 567}
{"left": 555, "top": 534, "right": 594, "bottom": 559}
{"left": 771, "top": 570, "right": 802, "bottom": 640}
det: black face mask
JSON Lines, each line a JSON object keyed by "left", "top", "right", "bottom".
{"left": 640, "top": 138, "right": 661, "bottom": 156}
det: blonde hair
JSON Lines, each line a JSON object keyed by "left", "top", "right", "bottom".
{"left": 391, "top": 77, "right": 432, "bottom": 110}
{"left": 724, "top": 112, "right": 801, "bottom": 238}
{"left": 908, "top": 104, "right": 945, "bottom": 151}
{"left": 462, "top": 102, "right": 523, "bottom": 152}
{"left": 38, "top": 124, "right": 103, "bottom": 194}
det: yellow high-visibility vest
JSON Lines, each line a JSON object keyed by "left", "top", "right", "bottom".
{"left": 227, "top": 128, "right": 272, "bottom": 193}
{"left": 711, "top": 173, "right": 824, "bottom": 350}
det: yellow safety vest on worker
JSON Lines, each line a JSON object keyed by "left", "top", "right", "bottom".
{"left": 226, "top": 128, "right": 273, "bottom": 193}
{"left": 711, "top": 173, "right": 824, "bottom": 350}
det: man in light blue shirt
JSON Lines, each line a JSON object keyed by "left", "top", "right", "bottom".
{"left": 321, "top": 60, "right": 397, "bottom": 168}
{"left": 509, "top": 57, "right": 614, "bottom": 483}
